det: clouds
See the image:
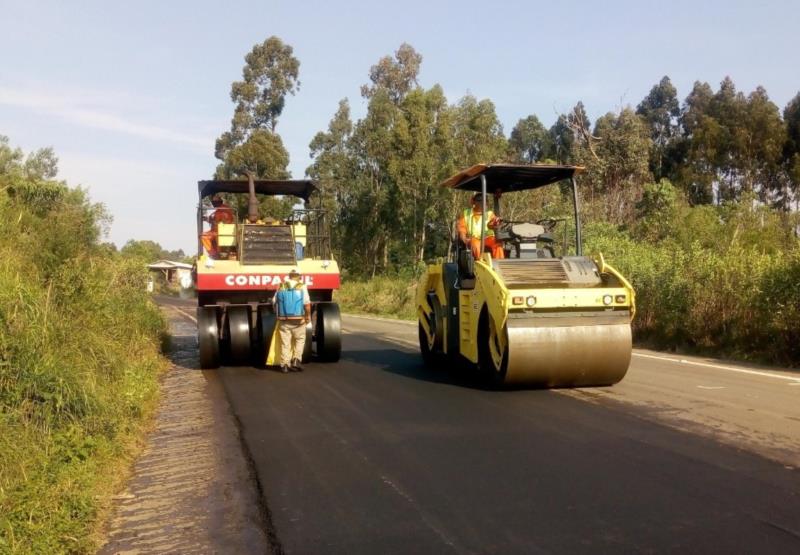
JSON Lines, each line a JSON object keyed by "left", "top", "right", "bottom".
{"left": 0, "top": 85, "right": 211, "bottom": 152}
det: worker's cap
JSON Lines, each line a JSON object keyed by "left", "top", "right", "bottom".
{"left": 288, "top": 267, "right": 301, "bottom": 277}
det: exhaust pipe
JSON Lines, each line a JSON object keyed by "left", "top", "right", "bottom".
{"left": 247, "top": 172, "right": 259, "bottom": 223}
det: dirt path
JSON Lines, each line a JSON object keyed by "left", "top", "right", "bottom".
{"left": 99, "top": 303, "right": 269, "bottom": 554}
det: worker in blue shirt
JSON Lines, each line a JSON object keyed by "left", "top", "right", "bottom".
{"left": 274, "top": 268, "right": 311, "bottom": 373}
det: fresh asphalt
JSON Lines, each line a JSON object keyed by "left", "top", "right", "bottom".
{"left": 165, "top": 298, "right": 800, "bottom": 554}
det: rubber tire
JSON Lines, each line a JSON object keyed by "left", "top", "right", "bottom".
{"left": 316, "top": 302, "right": 341, "bottom": 362}
{"left": 197, "top": 306, "right": 220, "bottom": 369}
{"left": 227, "top": 306, "right": 252, "bottom": 365}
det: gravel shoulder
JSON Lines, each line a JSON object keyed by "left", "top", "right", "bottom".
{"left": 99, "top": 302, "right": 269, "bottom": 554}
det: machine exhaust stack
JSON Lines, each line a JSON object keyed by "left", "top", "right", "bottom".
{"left": 247, "top": 172, "right": 259, "bottom": 224}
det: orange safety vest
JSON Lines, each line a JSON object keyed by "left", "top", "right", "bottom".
{"left": 462, "top": 208, "right": 495, "bottom": 239}
{"left": 211, "top": 206, "right": 234, "bottom": 228}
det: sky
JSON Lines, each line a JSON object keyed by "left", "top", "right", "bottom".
{"left": 2, "top": 0, "right": 799, "bottom": 253}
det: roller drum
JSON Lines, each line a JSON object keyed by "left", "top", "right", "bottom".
{"left": 504, "top": 315, "right": 632, "bottom": 387}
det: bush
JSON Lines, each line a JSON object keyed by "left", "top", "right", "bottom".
{"left": 585, "top": 220, "right": 800, "bottom": 364}
{"left": 0, "top": 141, "right": 167, "bottom": 552}
{"left": 336, "top": 276, "right": 417, "bottom": 320}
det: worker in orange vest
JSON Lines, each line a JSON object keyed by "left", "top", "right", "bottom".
{"left": 457, "top": 192, "right": 505, "bottom": 259}
{"left": 201, "top": 194, "right": 234, "bottom": 257}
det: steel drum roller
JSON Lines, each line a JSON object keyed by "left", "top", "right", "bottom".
{"left": 504, "top": 316, "right": 632, "bottom": 387}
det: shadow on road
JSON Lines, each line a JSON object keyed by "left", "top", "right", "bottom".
{"left": 342, "top": 347, "right": 489, "bottom": 390}
{"left": 165, "top": 333, "right": 201, "bottom": 370}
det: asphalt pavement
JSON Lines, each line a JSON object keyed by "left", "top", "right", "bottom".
{"left": 199, "top": 309, "right": 800, "bottom": 554}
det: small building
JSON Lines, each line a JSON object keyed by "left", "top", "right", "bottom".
{"left": 147, "top": 260, "right": 193, "bottom": 285}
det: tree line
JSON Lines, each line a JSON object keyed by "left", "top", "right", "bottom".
{"left": 214, "top": 38, "right": 800, "bottom": 276}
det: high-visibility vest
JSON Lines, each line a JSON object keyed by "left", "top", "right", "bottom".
{"left": 275, "top": 282, "right": 305, "bottom": 318}
{"left": 463, "top": 208, "right": 495, "bottom": 239}
{"left": 211, "top": 206, "right": 234, "bottom": 228}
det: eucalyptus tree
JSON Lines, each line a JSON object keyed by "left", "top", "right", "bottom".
{"left": 782, "top": 93, "right": 800, "bottom": 210}
{"left": 215, "top": 36, "right": 299, "bottom": 179}
{"left": 509, "top": 115, "right": 551, "bottom": 163}
{"left": 637, "top": 76, "right": 680, "bottom": 180}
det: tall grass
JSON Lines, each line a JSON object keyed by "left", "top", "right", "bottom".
{"left": 0, "top": 177, "right": 167, "bottom": 552}
{"left": 337, "top": 227, "right": 800, "bottom": 366}
{"left": 585, "top": 223, "right": 800, "bottom": 364}
{"left": 336, "top": 276, "right": 417, "bottom": 320}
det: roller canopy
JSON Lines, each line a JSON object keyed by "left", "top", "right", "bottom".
{"left": 441, "top": 164, "right": 584, "bottom": 192}
{"left": 198, "top": 179, "right": 317, "bottom": 200}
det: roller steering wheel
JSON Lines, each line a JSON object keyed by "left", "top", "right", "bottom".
{"left": 536, "top": 218, "right": 559, "bottom": 232}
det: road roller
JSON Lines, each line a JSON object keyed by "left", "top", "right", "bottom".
{"left": 193, "top": 175, "right": 342, "bottom": 369}
{"left": 416, "top": 164, "right": 635, "bottom": 387}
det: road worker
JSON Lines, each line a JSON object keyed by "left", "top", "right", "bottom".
{"left": 457, "top": 192, "right": 504, "bottom": 259}
{"left": 201, "top": 194, "right": 234, "bottom": 257}
{"left": 274, "top": 268, "right": 311, "bottom": 373}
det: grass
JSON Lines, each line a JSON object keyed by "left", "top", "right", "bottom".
{"left": 0, "top": 185, "right": 169, "bottom": 553}
{"left": 337, "top": 237, "right": 800, "bottom": 367}
{"left": 336, "top": 276, "right": 417, "bottom": 321}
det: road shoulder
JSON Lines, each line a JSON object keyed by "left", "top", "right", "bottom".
{"left": 99, "top": 304, "right": 269, "bottom": 554}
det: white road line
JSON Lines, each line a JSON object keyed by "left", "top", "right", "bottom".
{"left": 633, "top": 352, "right": 800, "bottom": 384}
{"left": 342, "top": 327, "right": 417, "bottom": 350}
{"left": 341, "top": 314, "right": 800, "bottom": 386}
{"left": 170, "top": 306, "right": 197, "bottom": 324}
{"left": 344, "top": 313, "right": 416, "bottom": 326}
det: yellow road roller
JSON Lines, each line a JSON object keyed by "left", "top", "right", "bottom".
{"left": 416, "top": 164, "right": 635, "bottom": 387}
{"left": 194, "top": 175, "right": 341, "bottom": 369}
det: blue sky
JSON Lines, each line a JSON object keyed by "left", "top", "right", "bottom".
{"left": 2, "top": 0, "right": 798, "bottom": 253}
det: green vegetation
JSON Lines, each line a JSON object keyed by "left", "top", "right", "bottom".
{"left": 584, "top": 201, "right": 800, "bottom": 364}
{"left": 214, "top": 36, "right": 300, "bottom": 219}
{"left": 336, "top": 277, "right": 417, "bottom": 321}
{"left": 310, "top": 44, "right": 800, "bottom": 364}
{"left": 0, "top": 136, "right": 167, "bottom": 553}
{"left": 119, "top": 239, "right": 189, "bottom": 263}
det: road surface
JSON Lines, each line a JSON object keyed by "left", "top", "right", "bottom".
{"left": 164, "top": 299, "right": 800, "bottom": 554}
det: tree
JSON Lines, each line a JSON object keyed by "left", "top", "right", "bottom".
{"left": 677, "top": 81, "right": 717, "bottom": 203}
{"left": 120, "top": 240, "right": 168, "bottom": 262}
{"left": 0, "top": 136, "right": 59, "bottom": 180}
{"left": 547, "top": 114, "right": 574, "bottom": 163}
{"left": 781, "top": 92, "right": 800, "bottom": 211}
{"left": 574, "top": 108, "right": 652, "bottom": 223}
{"left": 510, "top": 115, "right": 551, "bottom": 163}
{"left": 215, "top": 129, "right": 290, "bottom": 179}
{"left": 360, "top": 43, "right": 422, "bottom": 103}
{"left": 215, "top": 36, "right": 299, "bottom": 180}
{"left": 637, "top": 76, "right": 680, "bottom": 180}
{"left": 737, "top": 87, "right": 785, "bottom": 201}
{"left": 451, "top": 95, "right": 507, "bottom": 168}
{"left": 228, "top": 36, "right": 300, "bottom": 134}
{"left": 307, "top": 45, "right": 511, "bottom": 275}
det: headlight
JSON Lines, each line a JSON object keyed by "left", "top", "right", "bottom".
{"left": 526, "top": 296, "right": 537, "bottom": 307}
{"left": 602, "top": 294, "right": 613, "bottom": 306}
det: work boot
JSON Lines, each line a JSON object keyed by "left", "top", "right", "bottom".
{"left": 280, "top": 364, "right": 289, "bottom": 374}
{"left": 291, "top": 358, "right": 303, "bottom": 372}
